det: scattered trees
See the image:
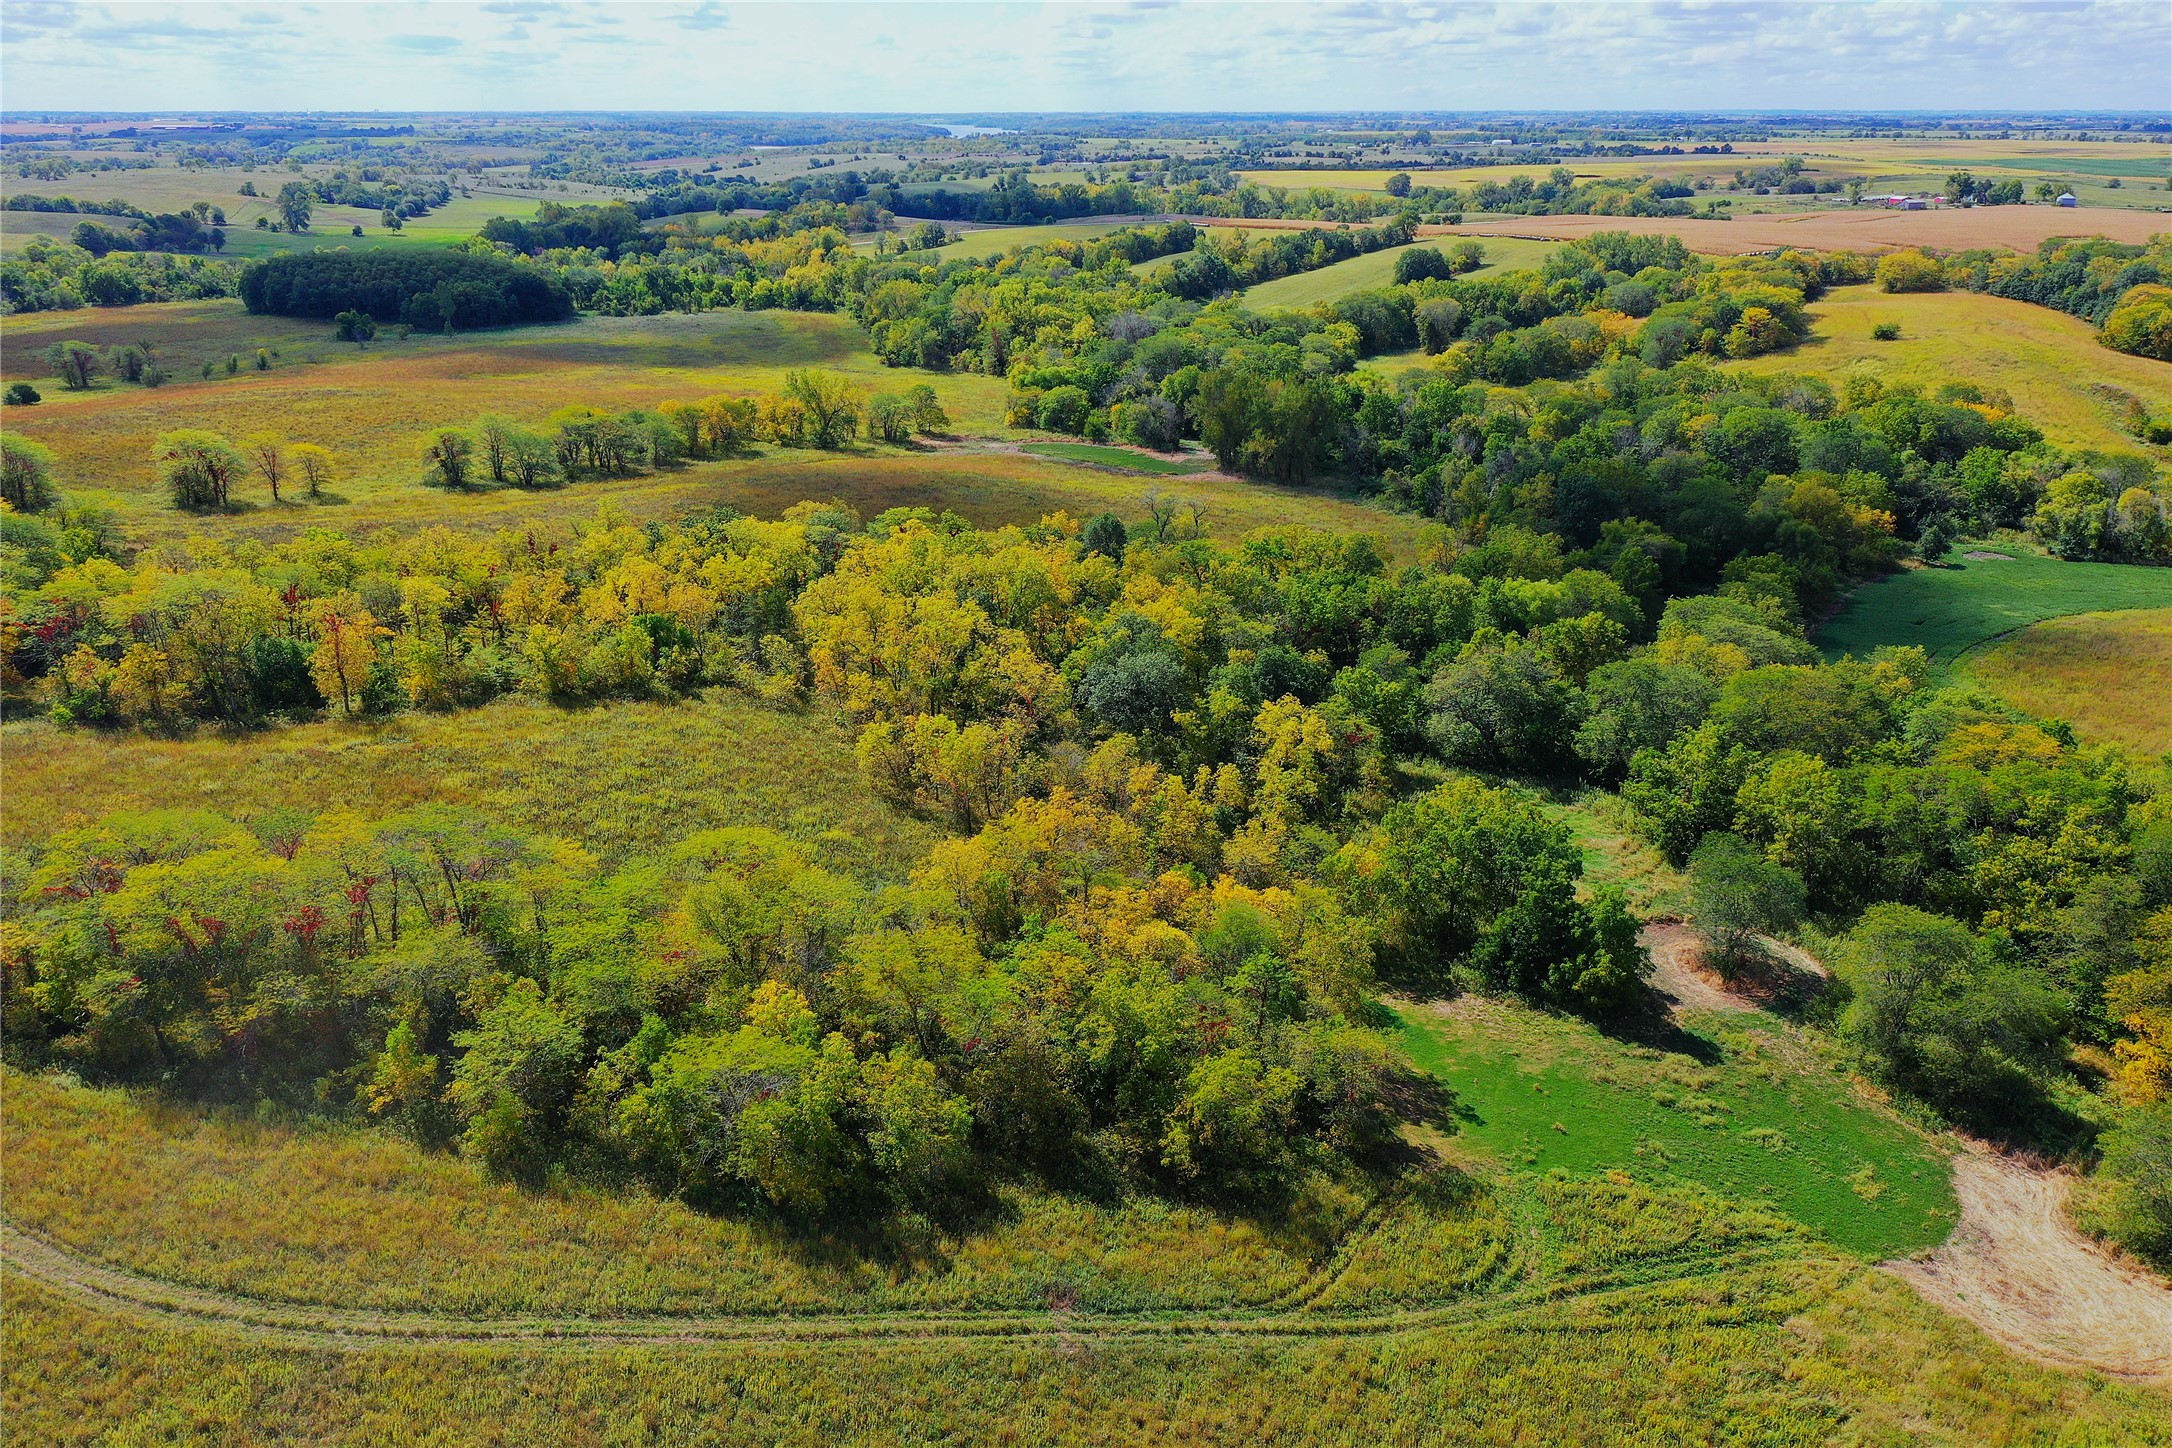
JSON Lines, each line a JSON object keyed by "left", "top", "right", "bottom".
{"left": 155, "top": 430, "right": 247, "bottom": 511}
{"left": 1, "top": 433, "right": 59, "bottom": 512}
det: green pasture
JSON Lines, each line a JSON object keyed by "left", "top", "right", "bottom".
{"left": 1019, "top": 441, "right": 1209, "bottom": 474}
{"left": 1815, "top": 550, "right": 2172, "bottom": 671}
{"left": 1243, "top": 236, "right": 1560, "bottom": 310}
{"left": 1395, "top": 998, "right": 1957, "bottom": 1258}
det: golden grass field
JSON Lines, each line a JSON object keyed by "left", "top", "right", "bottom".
{"left": 1730, "top": 285, "right": 2172, "bottom": 454}
{"left": 0, "top": 303, "right": 1421, "bottom": 549}
{"left": 1965, "top": 608, "right": 2172, "bottom": 758}
{"left": 0, "top": 691, "right": 939, "bottom": 875}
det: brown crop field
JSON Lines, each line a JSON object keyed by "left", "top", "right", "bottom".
{"left": 1445, "top": 205, "right": 2169, "bottom": 256}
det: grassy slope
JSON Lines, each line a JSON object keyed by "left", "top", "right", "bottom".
{"left": 1019, "top": 441, "right": 1209, "bottom": 475}
{"left": 1730, "top": 284, "right": 2172, "bottom": 454}
{"left": 1242, "top": 237, "right": 1559, "bottom": 311}
{"left": 1964, "top": 607, "right": 2172, "bottom": 756}
{"left": 1814, "top": 550, "right": 2172, "bottom": 671}
{"left": 0, "top": 692, "right": 937, "bottom": 875}
{"left": 1395, "top": 998, "right": 1956, "bottom": 1259}
{"left": 0, "top": 304, "right": 1421, "bottom": 550}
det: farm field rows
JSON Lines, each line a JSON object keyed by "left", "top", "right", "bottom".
{"left": 1444, "top": 204, "right": 2171, "bottom": 255}
{"left": 1814, "top": 550, "right": 2172, "bottom": 672}
{"left": 1964, "top": 608, "right": 2172, "bottom": 757}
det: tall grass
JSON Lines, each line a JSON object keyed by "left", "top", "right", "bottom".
{"left": 1965, "top": 607, "right": 2172, "bottom": 756}
{"left": 2, "top": 692, "right": 937, "bottom": 876}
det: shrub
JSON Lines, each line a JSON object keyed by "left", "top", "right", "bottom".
{"left": 1874, "top": 250, "right": 1946, "bottom": 294}
{"left": 1870, "top": 321, "right": 1901, "bottom": 341}
{"left": 1, "top": 433, "right": 60, "bottom": 512}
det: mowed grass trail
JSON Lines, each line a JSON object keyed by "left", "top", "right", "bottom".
{"left": 1243, "top": 237, "right": 1559, "bottom": 310}
{"left": 1815, "top": 551, "right": 2172, "bottom": 671}
{"left": 1395, "top": 997, "right": 1957, "bottom": 1259}
{"left": 1, "top": 302, "right": 1424, "bottom": 550}
{"left": 1965, "top": 607, "right": 2172, "bottom": 756}
{"left": 1731, "top": 285, "right": 2172, "bottom": 454}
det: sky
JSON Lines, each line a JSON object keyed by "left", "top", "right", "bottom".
{"left": 3, "top": 1, "right": 2169, "bottom": 115}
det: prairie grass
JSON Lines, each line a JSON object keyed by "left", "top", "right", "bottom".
{"left": 10, "top": 1263, "right": 2169, "bottom": 1446}
{"left": 2, "top": 692, "right": 939, "bottom": 876}
{"left": 0, "top": 303, "right": 1421, "bottom": 550}
{"left": 1394, "top": 995, "right": 1957, "bottom": 1259}
{"left": 1548, "top": 787, "right": 1691, "bottom": 917}
{"left": 1964, "top": 607, "right": 2172, "bottom": 757}
{"left": 1815, "top": 550, "right": 2172, "bottom": 672}
{"left": 0, "top": 1068, "right": 1359, "bottom": 1317}
{"left": 1731, "top": 284, "right": 2172, "bottom": 454}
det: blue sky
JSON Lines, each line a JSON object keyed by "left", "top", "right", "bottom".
{"left": 3, "top": 2, "right": 2168, "bottom": 114}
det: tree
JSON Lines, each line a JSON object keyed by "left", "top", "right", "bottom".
{"left": 45, "top": 340, "right": 103, "bottom": 391}
{"left": 473, "top": 415, "right": 519, "bottom": 485}
{"left": 1383, "top": 171, "right": 1412, "bottom": 198}
{"left": 1687, "top": 833, "right": 1805, "bottom": 977}
{"left": 447, "top": 978, "right": 584, "bottom": 1182}
{"left": 0, "top": 432, "right": 59, "bottom": 512}
{"left": 155, "top": 429, "right": 246, "bottom": 510}
{"left": 865, "top": 393, "right": 914, "bottom": 444}
{"left": 1835, "top": 904, "right": 2066, "bottom": 1123}
{"left": 904, "top": 383, "right": 948, "bottom": 435}
{"left": 241, "top": 432, "right": 289, "bottom": 504}
{"left": 1080, "top": 512, "right": 1128, "bottom": 561}
{"left": 333, "top": 310, "right": 378, "bottom": 346}
{"left": 4, "top": 382, "right": 39, "bottom": 405}
{"left": 381, "top": 208, "right": 403, "bottom": 232}
{"left": 422, "top": 428, "right": 474, "bottom": 489}
{"left": 290, "top": 442, "right": 337, "bottom": 499}
{"left": 310, "top": 596, "right": 387, "bottom": 716}
{"left": 276, "top": 181, "right": 315, "bottom": 232}
{"left": 783, "top": 369, "right": 859, "bottom": 448}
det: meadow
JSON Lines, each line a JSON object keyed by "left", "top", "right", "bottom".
{"left": 1964, "top": 607, "right": 2172, "bottom": 756}
{"left": 0, "top": 691, "right": 938, "bottom": 875}
{"left": 1393, "top": 997, "right": 1956, "bottom": 1259}
{"left": 1240, "top": 236, "right": 1559, "bottom": 310}
{"left": 1732, "top": 284, "right": 2172, "bottom": 454}
{"left": 1, "top": 163, "right": 549, "bottom": 256}
{"left": 1449, "top": 205, "right": 2171, "bottom": 257}
{"left": 1814, "top": 549, "right": 2172, "bottom": 671}
{"left": 15, "top": 1262, "right": 2171, "bottom": 1448}
{"left": 1017, "top": 440, "right": 1210, "bottom": 474}
{"left": 0, "top": 303, "right": 1420, "bottom": 549}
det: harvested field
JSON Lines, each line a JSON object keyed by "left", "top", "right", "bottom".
{"left": 1440, "top": 205, "right": 2169, "bottom": 256}
{"left": 1887, "top": 1148, "right": 2172, "bottom": 1383}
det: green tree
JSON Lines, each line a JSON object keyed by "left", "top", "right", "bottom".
{"left": 45, "top": 340, "right": 103, "bottom": 390}
{"left": 155, "top": 429, "right": 247, "bottom": 511}
{"left": 447, "top": 978, "right": 584, "bottom": 1182}
{"left": 0, "top": 432, "right": 60, "bottom": 512}
{"left": 1688, "top": 833, "right": 1805, "bottom": 977}
{"left": 783, "top": 369, "right": 860, "bottom": 449}
{"left": 422, "top": 428, "right": 474, "bottom": 489}
{"left": 1835, "top": 905, "right": 2067, "bottom": 1124}
{"left": 276, "top": 180, "right": 315, "bottom": 232}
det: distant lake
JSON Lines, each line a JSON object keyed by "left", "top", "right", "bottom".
{"left": 934, "top": 123, "right": 1014, "bottom": 137}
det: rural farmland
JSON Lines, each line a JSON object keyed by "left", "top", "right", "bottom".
{"left": 4, "top": 23, "right": 2171, "bottom": 1447}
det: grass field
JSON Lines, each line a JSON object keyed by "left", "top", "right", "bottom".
{"left": 1, "top": 165, "right": 547, "bottom": 256}
{"left": 906, "top": 219, "right": 1142, "bottom": 260}
{"left": 1965, "top": 608, "right": 2172, "bottom": 757}
{"left": 1815, "top": 550, "right": 2172, "bottom": 671}
{"left": 0, "top": 691, "right": 938, "bottom": 875}
{"left": 1019, "top": 441, "right": 1210, "bottom": 474}
{"left": 1242, "top": 237, "right": 1559, "bottom": 310}
{"left": 1394, "top": 997, "right": 1956, "bottom": 1259}
{"left": 0, "top": 303, "right": 1421, "bottom": 549}
{"left": 1733, "top": 285, "right": 2172, "bottom": 454}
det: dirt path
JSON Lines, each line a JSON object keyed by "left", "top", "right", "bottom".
{"left": 1885, "top": 1148, "right": 2172, "bottom": 1382}
{"left": 1641, "top": 923, "right": 1826, "bottom": 1016}
{"left": 0, "top": 1217, "right": 1811, "bottom": 1355}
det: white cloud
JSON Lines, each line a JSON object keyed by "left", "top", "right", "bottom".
{"left": 1, "top": 1, "right": 2166, "bottom": 111}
